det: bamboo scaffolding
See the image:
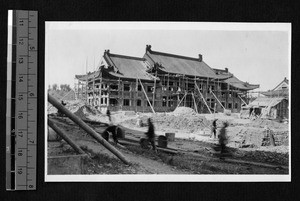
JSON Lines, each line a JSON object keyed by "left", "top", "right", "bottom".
{"left": 238, "top": 94, "right": 248, "bottom": 105}
{"left": 209, "top": 87, "right": 225, "bottom": 110}
{"left": 176, "top": 91, "right": 187, "bottom": 109}
{"left": 152, "top": 71, "right": 157, "bottom": 108}
{"left": 195, "top": 81, "right": 212, "bottom": 114}
{"left": 192, "top": 92, "right": 198, "bottom": 113}
{"left": 138, "top": 79, "right": 155, "bottom": 113}
{"left": 85, "top": 59, "right": 88, "bottom": 103}
{"left": 136, "top": 78, "right": 138, "bottom": 112}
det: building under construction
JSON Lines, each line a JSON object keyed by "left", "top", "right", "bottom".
{"left": 74, "top": 45, "right": 259, "bottom": 113}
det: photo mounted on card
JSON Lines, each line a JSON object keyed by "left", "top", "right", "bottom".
{"left": 45, "top": 22, "right": 291, "bottom": 182}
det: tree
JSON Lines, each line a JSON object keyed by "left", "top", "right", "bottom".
{"left": 52, "top": 83, "right": 58, "bottom": 91}
{"left": 65, "top": 84, "right": 71, "bottom": 91}
{"left": 60, "top": 84, "right": 71, "bottom": 92}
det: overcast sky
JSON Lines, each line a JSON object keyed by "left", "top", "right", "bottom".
{"left": 45, "top": 22, "right": 290, "bottom": 91}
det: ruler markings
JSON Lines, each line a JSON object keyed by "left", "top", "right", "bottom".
{"left": 26, "top": 10, "right": 29, "bottom": 189}
{"left": 7, "top": 10, "right": 37, "bottom": 191}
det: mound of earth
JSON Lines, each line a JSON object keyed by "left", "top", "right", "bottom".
{"left": 65, "top": 100, "right": 86, "bottom": 113}
{"left": 247, "top": 118, "right": 288, "bottom": 129}
{"left": 73, "top": 105, "right": 106, "bottom": 122}
{"left": 173, "top": 107, "right": 197, "bottom": 115}
{"left": 48, "top": 89, "right": 76, "bottom": 101}
{"left": 123, "top": 113, "right": 211, "bottom": 133}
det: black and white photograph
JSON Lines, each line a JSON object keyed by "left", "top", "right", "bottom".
{"left": 45, "top": 22, "right": 291, "bottom": 182}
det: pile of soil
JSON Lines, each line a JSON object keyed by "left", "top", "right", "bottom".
{"left": 247, "top": 118, "right": 287, "bottom": 129}
{"left": 229, "top": 127, "right": 265, "bottom": 148}
{"left": 48, "top": 89, "right": 76, "bottom": 101}
{"left": 65, "top": 100, "right": 86, "bottom": 113}
{"left": 73, "top": 106, "right": 90, "bottom": 120}
{"left": 155, "top": 114, "right": 211, "bottom": 132}
{"left": 48, "top": 99, "right": 84, "bottom": 114}
{"left": 173, "top": 107, "right": 197, "bottom": 115}
{"left": 123, "top": 113, "right": 211, "bottom": 133}
{"left": 73, "top": 105, "right": 106, "bottom": 122}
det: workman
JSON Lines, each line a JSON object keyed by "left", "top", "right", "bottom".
{"left": 218, "top": 122, "right": 228, "bottom": 155}
{"left": 211, "top": 119, "right": 218, "bottom": 138}
{"left": 106, "top": 109, "right": 112, "bottom": 124}
{"left": 57, "top": 100, "right": 67, "bottom": 116}
{"left": 145, "top": 118, "right": 157, "bottom": 152}
{"left": 104, "top": 109, "right": 125, "bottom": 148}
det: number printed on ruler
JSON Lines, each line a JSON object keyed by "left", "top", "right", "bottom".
{"left": 14, "top": 10, "right": 38, "bottom": 190}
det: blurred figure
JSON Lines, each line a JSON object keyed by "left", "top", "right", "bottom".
{"left": 145, "top": 118, "right": 157, "bottom": 152}
{"left": 136, "top": 112, "right": 142, "bottom": 127}
{"left": 61, "top": 100, "right": 67, "bottom": 106}
{"left": 218, "top": 122, "right": 228, "bottom": 155}
{"left": 211, "top": 119, "right": 218, "bottom": 138}
{"left": 57, "top": 100, "right": 67, "bottom": 116}
{"left": 103, "top": 125, "right": 123, "bottom": 144}
{"left": 103, "top": 109, "right": 125, "bottom": 148}
{"left": 106, "top": 109, "right": 112, "bottom": 124}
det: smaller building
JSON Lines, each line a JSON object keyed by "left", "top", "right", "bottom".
{"left": 262, "top": 77, "right": 289, "bottom": 98}
{"left": 248, "top": 97, "right": 288, "bottom": 120}
{"left": 243, "top": 77, "right": 289, "bottom": 120}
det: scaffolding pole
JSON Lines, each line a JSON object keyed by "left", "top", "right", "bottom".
{"left": 92, "top": 73, "right": 95, "bottom": 106}
{"left": 192, "top": 92, "right": 198, "bottom": 113}
{"left": 195, "top": 81, "right": 212, "bottom": 114}
{"left": 138, "top": 79, "right": 155, "bottom": 114}
{"left": 176, "top": 91, "right": 187, "bottom": 109}
{"left": 238, "top": 94, "right": 248, "bottom": 106}
{"left": 209, "top": 87, "right": 226, "bottom": 111}
{"left": 85, "top": 59, "right": 88, "bottom": 104}
{"left": 48, "top": 94, "right": 130, "bottom": 164}
{"left": 152, "top": 71, "right": 157, "bottom": 108}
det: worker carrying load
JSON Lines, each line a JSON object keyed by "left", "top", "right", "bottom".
{"left": 101, "top": 109, "right": 125, "bottom": 148}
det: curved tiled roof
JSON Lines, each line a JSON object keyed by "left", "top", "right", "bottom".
{"left": 144, "top": 49, "right": 227, "bottom": 79}
{"left": 224, "top": 75, "right": 259, "bottom": 90}
{"left": 103, "top": 52, "right": 156, "bottom": 81}
{"left": 75, "top": 71, "right": 100, "bottom": 81}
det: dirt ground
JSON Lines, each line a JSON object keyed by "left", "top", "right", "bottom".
{"left": 47, "top": 104, "right": 289, "bottom": 175}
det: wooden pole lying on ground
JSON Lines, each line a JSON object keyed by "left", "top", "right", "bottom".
{"left": 48, "top": 94, "right": 130, "bottom": 164}
{"left": 48, "top": 119, "right": 86, "bottom": 155}
{"left": 118, "top": 140, "right": 178, "bottom": 154}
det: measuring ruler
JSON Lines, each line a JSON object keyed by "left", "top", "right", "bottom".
{"left": 6, "top": 10, "right": 38, "bottom": 191}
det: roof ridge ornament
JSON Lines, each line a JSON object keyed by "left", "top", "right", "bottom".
{"left": 146, "top": 44, "right": 152, "bottom": 52}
